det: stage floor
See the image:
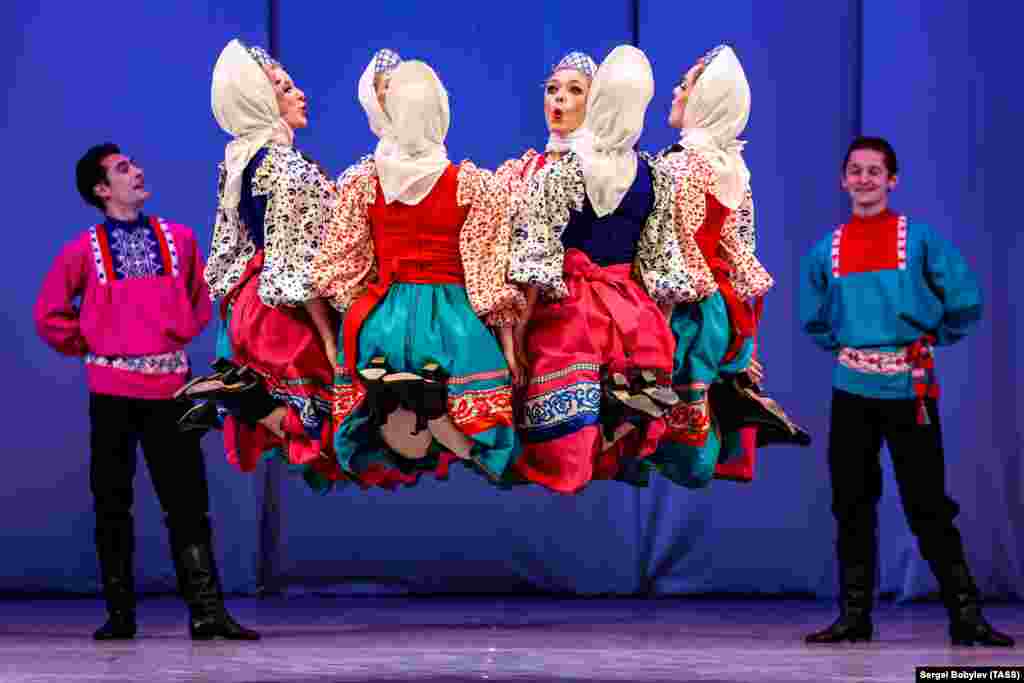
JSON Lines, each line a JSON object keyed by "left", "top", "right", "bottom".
{"left": 1, "top": 597, "right": 1020, "bottom": 682}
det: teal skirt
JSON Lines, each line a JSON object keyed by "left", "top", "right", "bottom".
{"left": 645, "top": 292, "right": 753, "bottom": 488}
{"left": 327, "top": 283, "right": 520, "bottom": 490}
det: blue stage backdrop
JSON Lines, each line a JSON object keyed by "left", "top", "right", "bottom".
{"left": 2, "top": 1, "right": 1020, "bottom": 600}
{"left": 860, "top": 0, "right": 1022, "bottom": 601}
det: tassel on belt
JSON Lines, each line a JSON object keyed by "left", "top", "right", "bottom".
{"left": 837, "top": 335, "right": 939, "bottom": 425}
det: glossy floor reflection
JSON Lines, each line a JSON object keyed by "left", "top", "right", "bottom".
{"left": 1, "top": 597, "right": 1020, "bottom": 682}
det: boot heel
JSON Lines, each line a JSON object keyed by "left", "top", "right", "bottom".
{"left": 847, "top": 628, "right": 873, "bottom": 643}
{"left": 419, "top": 362, "right": 450, "bottom": 421}
{"left": 942, "top": 563, "right": 1016, "bottom": 647}
{"left": 173, "top": 535, "right": 260, "bottom": 641}
{"left": 949, "top": 622, "right": 1015, "bottom": 647}
{"left": 632, "top": 369, "right": 680, "bottom": 409}
{"left": 358, "top": 357, "right": 402, "bottom": 429}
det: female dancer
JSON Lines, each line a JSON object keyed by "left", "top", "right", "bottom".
{"left": 498, "top": 51, "right": 597, "bottom": 183}
{"left": 650, "top": 45, "right": 805, "bottom": 488}
{"left": 313, "top": 60, "right": 525, "bottom": 490}
{"left": 181, "top": 40, "right": 343, "bottom": 487}
{"left": 508, "top": 45, "right": 691, "bottom": 494}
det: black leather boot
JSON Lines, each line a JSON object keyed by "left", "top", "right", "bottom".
{"left": 169, "top": 521, "right": 260, "bottom": 641}
{"left": 805, "top": 563, "right": 875, "bottom": 643}
{"left": 938, "top": 563, "right": 1015, "bottom": 647}
{"left": 709, "top": 377, "right": 812, "bottom": 448}
{"left": 93, "top": 518, "right": 137, "bottom": 640}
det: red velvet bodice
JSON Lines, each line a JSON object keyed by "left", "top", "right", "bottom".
{"left": 368, "top": 163, "right": 468, "bottom": 284}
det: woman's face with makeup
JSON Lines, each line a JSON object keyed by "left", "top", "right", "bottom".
{"left": 544, "top": 69, "right": 590, "bottom": 135}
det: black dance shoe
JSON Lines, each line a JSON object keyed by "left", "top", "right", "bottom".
{"left": 178, "top": 401, "right": 222, "bottom": 434}
{"left": 630, "top": 368, "right": 680, "bottom": 409}
{"left": 414, "top": 361, "right": 450, "bottom": 433}
{"left": 709, "top": 377, "right": 811, "bottom": 447}
{"left": 174, "top": 365, "right": 260, "bottom": 402}
{"left": 93, "top": 610, "right": 137, "bottom": 640}
{"left": 209, "top": 358, "right": 237, "bottom": 375}
{"left": 941, "top": 563, "right": 1016, "bottom": 647}
{"left": 805, "top": 613, "right": 874, "bottom": 644}
{"left": 600, "top": 369, "right": 664, "bottom": 442}
{"left": 358, "top": 357, "right": 403, "bottom": 429}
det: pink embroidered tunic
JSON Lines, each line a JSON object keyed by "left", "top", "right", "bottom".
{"left": 34, "top": 215, "right": 212, "bottom": 399}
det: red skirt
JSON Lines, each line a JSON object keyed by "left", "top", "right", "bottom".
{"left": 220, "top": 252, "right": 343, "bottom": 482}
{"left": 513, "top": 249, "right": 675, "bottom": 493}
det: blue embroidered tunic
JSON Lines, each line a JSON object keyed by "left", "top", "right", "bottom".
{"left": 800, "top": 210, "right": 982, "bottom": 399}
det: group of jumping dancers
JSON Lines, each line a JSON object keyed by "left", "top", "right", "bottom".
{"left": 183, "top": 41, "right": 801, "bottom": 494}
{"left": 34, "top": 38, "right": 1013, "bottom": 647}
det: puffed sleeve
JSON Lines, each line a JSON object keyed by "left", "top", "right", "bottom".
{"left": 507, "top": 154, "right": 586, "bottom": 300}
{"left": 252, "top": 146, "right": 337, "bottom": 306}
{"left": 456, "top": 161, "right": 526, "bottom": 327}
{"left": 312, "top": 156, "right": 378, "bottom": 314}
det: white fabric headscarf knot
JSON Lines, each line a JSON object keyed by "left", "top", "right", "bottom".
{"left": 573, "top": 45, "right": 654, "bottom": 218}
{"left": 211, "top": 39, "right": 294, "bottom": 210}
{"left": 375, "top": 60, "right": 451, "bottom": 206}
{"left": 679, "top": 45, "right": 751, "bottom": 210}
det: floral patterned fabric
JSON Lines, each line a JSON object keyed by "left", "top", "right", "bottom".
{"left": 313, "top": 155, "right": 378, "bottom": 313}
{"left": 205, "top": 143, "right": 335, "bottom": 307}
{"left": 507, "top": 152, "right": 585, "bottom": 299}
{"left": 457, "top": 160, "right": 526, "bottom": 327}
{"left": 509, "top": 152, "right": 696, "bottom": 305}
{"left": 313, "top": 158, "right": 523, "bottom": 491}
{"left": 652, "top": 147, "right": 773, "bottom": 301}
{"left": 313, "top": 157, "right": 524, "bottom": 326}
{"left": 646, "top": 144, "right": 774, "bottom": 488}
{"left": 634, "top": 153, "right": 698, "bottom": 304}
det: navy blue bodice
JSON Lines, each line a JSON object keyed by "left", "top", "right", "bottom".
{"left": 239, "top": 148, "right": 270, "bottom": 250}
{"left": 560, "top": 156, "right": 654, "bottom": 266}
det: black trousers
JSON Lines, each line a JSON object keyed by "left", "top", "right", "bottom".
{"left": 827, "top": 389, "right": 967, "bottom": 576}
{"left": 89, "top": 393, "right": 212, "bottom": 546}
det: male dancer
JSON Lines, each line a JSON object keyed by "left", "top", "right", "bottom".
{"left": 34, "top": 143, "right": 259, "bottom": 641}
{"left": 800, "top": 136, "right": 1013, "bottom": 646}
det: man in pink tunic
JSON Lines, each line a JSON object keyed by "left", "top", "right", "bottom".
{"left": 34, "top": 143, "right": 258, "bottom": 641}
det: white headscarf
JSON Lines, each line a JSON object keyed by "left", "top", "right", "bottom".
{"left": 544, "top": 52, "right": 597, "bottom": 154}
{"left": 374, "top": 60, "right": 451, "bottom": 206}
{"left": 573, "top": 45, "right": 654, "bottom": 218}
{"left": 211, "top": 39, "right": 294, "bottom": 209}
{"left": 679, "top": 45, "right": 751, "bottom": 210}
{"left": 357, "top": 49, "right": 401, "bottom": 139}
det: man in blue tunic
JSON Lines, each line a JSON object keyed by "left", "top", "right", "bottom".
{"left": 800, "top": 136, "right": 1013, "bottom": 647}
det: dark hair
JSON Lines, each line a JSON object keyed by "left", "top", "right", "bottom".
{"left": 843, "top": 136, "right": 899, "bottom": 176}
{"left": 76, "top": 143, "right": 120, "bottom": 210}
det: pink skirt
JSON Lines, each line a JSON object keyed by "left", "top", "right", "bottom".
{"left": 220, "top": 252, "right": 343, "bottom": 482}
{"left": 513, "top": 249, "right": 675, "bottom": 493}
